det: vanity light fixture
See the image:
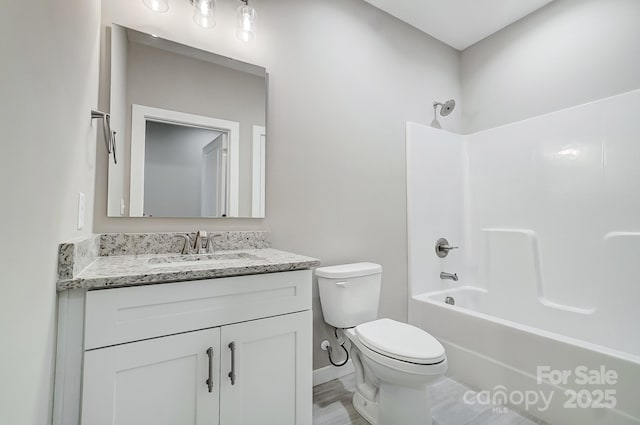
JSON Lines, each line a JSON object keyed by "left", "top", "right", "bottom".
{"left": 143, "top": 0, "right": 169, "bottom": 13}
{"left": 236, "top": 0, "right": 257, "bottom": 42}
{"left": 191, "top": 0, "right": 216, "bottom": 29}
{"left": 143, "top": 0, "right": 257, "bottom": 41}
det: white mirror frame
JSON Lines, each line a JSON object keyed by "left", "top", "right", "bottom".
{"left": 129, "top": 104, "right": 240, "bottom": 217}
{"left": 251, "top": 125, "right": 266, "bottom": 217}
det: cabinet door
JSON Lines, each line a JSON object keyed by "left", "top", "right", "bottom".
{"left": 81, "top": 328, "right": 221, "bottom": 425}
{"left": 220, "top": 311, "right": 312, "bottom": 425}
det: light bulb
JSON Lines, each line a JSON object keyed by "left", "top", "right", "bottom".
{"left": 236, "top": 4, "right": 257, "bottom": 42}
{"left": 193, "top": 0, "right": 216, "bottom": 28}
{"left": 143, "top": 0, "right": 169, "bottom": 13}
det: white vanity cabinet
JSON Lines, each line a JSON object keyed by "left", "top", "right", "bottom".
{"left": 219, "top": 312, "right": 311, "bottom": 425}
{"left": 82, "top": 327, "right": 222, "bottom": 425}
{"left": 54, "top": 270, "right": 312, "bottom": 425}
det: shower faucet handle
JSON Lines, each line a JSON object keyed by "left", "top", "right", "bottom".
{"left": 435, "top": 238, "right": 459, "bottom": 258}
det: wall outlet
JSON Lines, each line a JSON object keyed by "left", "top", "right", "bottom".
{"left": 120, "top": 198, "right": 126, "bottom": 216}
{"left": 77, "top": 192, "right": 85, "bottom": 230}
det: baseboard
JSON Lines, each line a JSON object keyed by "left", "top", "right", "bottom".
{"left": 313, "top": 360, "right": 354, "bottom": 387}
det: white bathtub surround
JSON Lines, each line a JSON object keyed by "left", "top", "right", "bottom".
{"left": 406, "top": 89, "right": 640, "bottom": 425}
{"left": 405, "top": 124, "right": 467, "bottom": 298}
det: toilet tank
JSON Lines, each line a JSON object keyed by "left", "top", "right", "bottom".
{"left": 316, "top": 262, "right": 382, "bottom": 329}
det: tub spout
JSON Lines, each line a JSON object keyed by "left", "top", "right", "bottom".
{"left": 440, "top": 272, "right": 458, "bottom": 281}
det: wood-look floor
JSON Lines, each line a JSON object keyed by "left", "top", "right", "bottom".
{"left": 313, "top": 374, "right": 550, "bottom": 425}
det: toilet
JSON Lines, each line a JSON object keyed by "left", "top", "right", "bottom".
{"left": 316, "top": 263, "right": 447, "bottom": 425}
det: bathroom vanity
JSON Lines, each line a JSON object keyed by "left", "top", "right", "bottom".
{"left": 53, "top": 232, "right": 319, "bottom": 425}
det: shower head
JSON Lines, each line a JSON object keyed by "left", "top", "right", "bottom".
{"left": 440, "top": 99, "right": 456, "bottom": 116}
{"left": 431, "top": 98, "right": 456, "bottom": 129}
{"left": 434, "top": 99, "right": 456, "bottom": 116}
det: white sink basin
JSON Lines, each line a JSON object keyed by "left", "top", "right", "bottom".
{"left": 148, "top": 252, "right": 261, "bottom": 268}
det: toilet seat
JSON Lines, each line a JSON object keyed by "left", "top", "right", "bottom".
{"left": 355, "top": 319, "right": 445, "bottom": 365}
{"left": 345, "top": 327, "right": 447, "bottom": 378}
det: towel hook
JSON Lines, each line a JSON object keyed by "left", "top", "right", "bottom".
{"left": 91, "top": 109, "right": 117, "bottom": 164}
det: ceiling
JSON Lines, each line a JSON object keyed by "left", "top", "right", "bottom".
{"left": 364, "top": 0, "right": 555, "bottom": 50}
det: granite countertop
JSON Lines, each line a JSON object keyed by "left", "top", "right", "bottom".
{"left": 57, "top": 248, "right": 320, "bottom": 291}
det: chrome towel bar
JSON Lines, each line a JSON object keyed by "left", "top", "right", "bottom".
{"left": 91, "top": 109, "right": 117, "bottom": 164}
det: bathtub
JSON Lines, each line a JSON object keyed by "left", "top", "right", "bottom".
{"left": 405, "top": 104, "right": 640, "bottom": 424}
{"left": 409, "top": 286, "right": 640, "bottom": 425}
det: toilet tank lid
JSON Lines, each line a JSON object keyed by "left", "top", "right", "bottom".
{"left": 315, "top": 262, "right": 382, "bottom": 279}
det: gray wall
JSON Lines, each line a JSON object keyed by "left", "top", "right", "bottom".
{"left": 461, "top": 0, "right": 640, "bottom": 134}
{"left": 0, "top": 0, "right": 100, "bottom": 423}
{"left": 125, "top": 42, "right": 265, "bottom": 217}
{"left": 144, "top": 122, "right": 222, "bottom": 217}
{"left": 98, "top": 0, "right": 462, "bottom": 370}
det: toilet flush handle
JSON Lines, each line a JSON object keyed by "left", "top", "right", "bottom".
{"left": 335, "top": 281, "right": 348, "bottom": 288}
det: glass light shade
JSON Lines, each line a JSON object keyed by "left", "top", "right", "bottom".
{"left": 193, "top": 0, "right": 216, "bottom": 28}
{"left": 236, "top": 4, "right": 257, "bottom": 42}
{"left": 143, "top": 0, "right": 169, "bottom": 13}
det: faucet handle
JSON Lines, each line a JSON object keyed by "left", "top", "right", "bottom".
{"left": 206, "top": 234, "right": 224, "bottom": 253}
{"left": 176, "top": 234, "right": 195, "bottom": 254}
{"left": 435, "top": 238, "right": 459, "bottom": 258}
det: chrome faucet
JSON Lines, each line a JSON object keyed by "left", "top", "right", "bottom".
{"left": 440, "top": 272, "right": 459, "bottom": 281}
{"left": 176, "top": 231, "right": 210, "bottom": 254}
{"left": 194, "top": 230, "right": 209, "bottom": 254}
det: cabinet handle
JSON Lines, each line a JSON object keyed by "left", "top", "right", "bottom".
{"left": 206, "top": 347, "right": 214, "bottom": 393}
{"left": 228, "top": 341, "right": 237, "bottom": 385}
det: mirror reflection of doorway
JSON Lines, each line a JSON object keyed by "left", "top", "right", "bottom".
{"left": 142, "top": 121, "right": 230, "bottom": 217}
{"left": 130, "top": 105, "right": 241, "bottom": 218}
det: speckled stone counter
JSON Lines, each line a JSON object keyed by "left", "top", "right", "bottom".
{"left": 57, "top": 232, "right": 320, "bottom": 291}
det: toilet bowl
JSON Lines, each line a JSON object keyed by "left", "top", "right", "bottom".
{"left": 316, "top": 263, "right": 447, "bottom": 425}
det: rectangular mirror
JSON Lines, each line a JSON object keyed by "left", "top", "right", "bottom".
{"left": 107, "top": 25, "right": 266, "bottom": 218}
